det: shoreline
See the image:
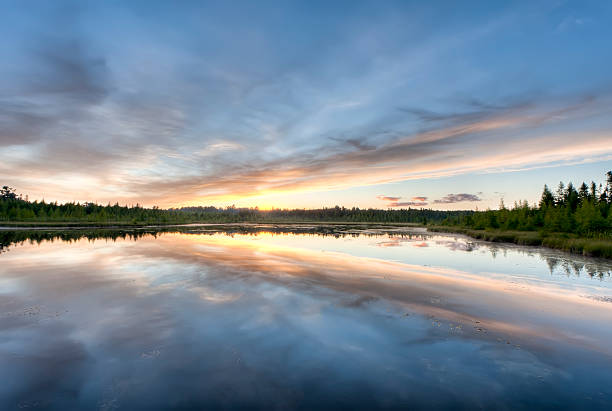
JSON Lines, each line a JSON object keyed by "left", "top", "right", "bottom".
{"left": 427, "top": 226, "right": 612, "bottom": 259}
{"left": 0, "top": 221, "right": 422, "bottom": 230}
{"left": 1, "top": 221, "right": 610, "bottom": 259}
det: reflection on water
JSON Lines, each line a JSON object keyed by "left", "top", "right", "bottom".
{"left": 1, "top": 225, "right": 611, "bottom": 410}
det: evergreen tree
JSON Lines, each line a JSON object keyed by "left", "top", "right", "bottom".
{"left": 578, "top": 182, "right": 589, "bottom": 203}
{"left": 539, "top": 185, "right": 554, "bottom": 208}
{"left": 555, "top": 182, "right": 565, "bottom": 206}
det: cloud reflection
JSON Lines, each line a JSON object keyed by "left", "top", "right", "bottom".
{"left": 1, "top": 230, "right": 612, "bottom": 408}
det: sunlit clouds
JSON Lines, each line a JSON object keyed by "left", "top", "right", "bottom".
{"left": 1, "top": 1, "right": 612, "bottom": 208}
{"left": 378, "top": 196, "right": 429, "bottom": 207}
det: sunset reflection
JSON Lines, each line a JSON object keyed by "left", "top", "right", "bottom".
{"left": 1, "top": 229, "right": 612, "bottom": 409}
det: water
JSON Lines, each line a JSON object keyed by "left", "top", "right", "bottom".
{"left": 1, "top": 225, "right": 611, "bottom": 410}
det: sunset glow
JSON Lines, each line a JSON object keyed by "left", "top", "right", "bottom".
{"left": 1, "top": 1, "right": 611, "bottom": 209}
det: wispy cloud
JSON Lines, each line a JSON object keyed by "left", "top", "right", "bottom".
{"left": 388, "top": 201, "right": 429, "bottom": 207}
{"left": 434, "top": 193, "right": 482, "bottom": 204}
{"left": 377, "top": 195, "right": 401, "bottom": 202}
{"left": 129, "top": 95, "right": 611, "bottom": 205}
{"left": 1, "top": 1, "right": 611, "bottom": 207}
{"left": 377, "top": 195, "right": 428, "bottom": 208}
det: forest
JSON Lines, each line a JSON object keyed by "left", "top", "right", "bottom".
{"left": 440, "top": 171, "right": 612, "bottom": 236}
{"left": 0, "top": 185, "right": 468, "bottom": 225}
{"left": 430, "top": 171, "right": 612, "bottom": 257}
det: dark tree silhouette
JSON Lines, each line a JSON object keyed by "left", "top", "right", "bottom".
{"left": 1, "top": 186, "right": 17, "bottom": 200}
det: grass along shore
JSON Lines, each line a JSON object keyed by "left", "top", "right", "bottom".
{"left": 427, "top": 226, "right": 612, "bottom": 259}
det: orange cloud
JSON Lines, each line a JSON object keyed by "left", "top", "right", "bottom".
{"left": 377, "top": 195, "right": 401, "bottom": 201}
{"left": 3, "top": 94, "right": 612, "bottom": 207}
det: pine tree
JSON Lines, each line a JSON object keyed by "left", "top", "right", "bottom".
{"left": 540, "top": 185, "right": 554, "bottom": 208}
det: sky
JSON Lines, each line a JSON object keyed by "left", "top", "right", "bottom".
{"left": 1, "top": 0, "right": 611, "bottom": 210}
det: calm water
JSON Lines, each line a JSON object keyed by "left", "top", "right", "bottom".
{"left": 1, "top": 225, "right": 611, "bottom": 410}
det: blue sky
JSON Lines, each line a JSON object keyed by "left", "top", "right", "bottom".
{"left": 1, "top": 0, "right": 611, "bottom": 209}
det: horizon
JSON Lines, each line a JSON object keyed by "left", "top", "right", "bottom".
{"left": 6, "top": 168, "right": 611, "bottom": 212}
{"left": 4, "top": 166, "right": 611, "bottom": 211}
{"left": 2, "top": 1, "right": 612, "bottom": 210}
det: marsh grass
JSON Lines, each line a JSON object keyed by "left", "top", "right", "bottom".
{"left": 428, "top": 226, "right": 612, "bottom": 259}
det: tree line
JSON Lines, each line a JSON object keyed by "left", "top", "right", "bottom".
{"left": 0, "top": 186, "right": 468, "bottom": 224}
{"left": 1, "top": 171, "right": 610, "bottom": 237}
{"left": 441, "top": 171, "right": 612, "bottom": 237}
{"left": 174, "top": 205, "right": 471, "bottom": 224}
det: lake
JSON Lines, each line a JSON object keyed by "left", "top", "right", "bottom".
{"left": 1, "top": 225, "right": 611, "bottom": 410}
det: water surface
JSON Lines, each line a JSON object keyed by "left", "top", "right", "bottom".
{"left": 1, "top": 225, "right": 611, "bottom": 410}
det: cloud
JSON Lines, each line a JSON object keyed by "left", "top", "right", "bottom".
{"left": 0, "top": 36, "right": 111, "bottom": 148}
{"left": 4, "top": 89, "right": 611, "bottom": 207}
{"left": 434, "top": 193, "right": 482, "bottom": 204}
{"left": 377, "top": 195, "right": 428, "bottom": 207}
{"left": 29, "top": 40, "right": 111, "bottom": 104}
{"left": 331, "top": 137, "right": 377, "bottom": 151}
{"left": 556, "top": 16, "right": 589, "bottom": 33}
{"left": 1, "top": 2, "right": 612, "bottom": 207}
{"left": 129, "top": 94, "right": 611, "bottom": 206}
{"left": 377, "top": 195, "right": 401, "bottom": 202}
{"left": 388, "top": 201, "right": 428, "bottom": 207}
